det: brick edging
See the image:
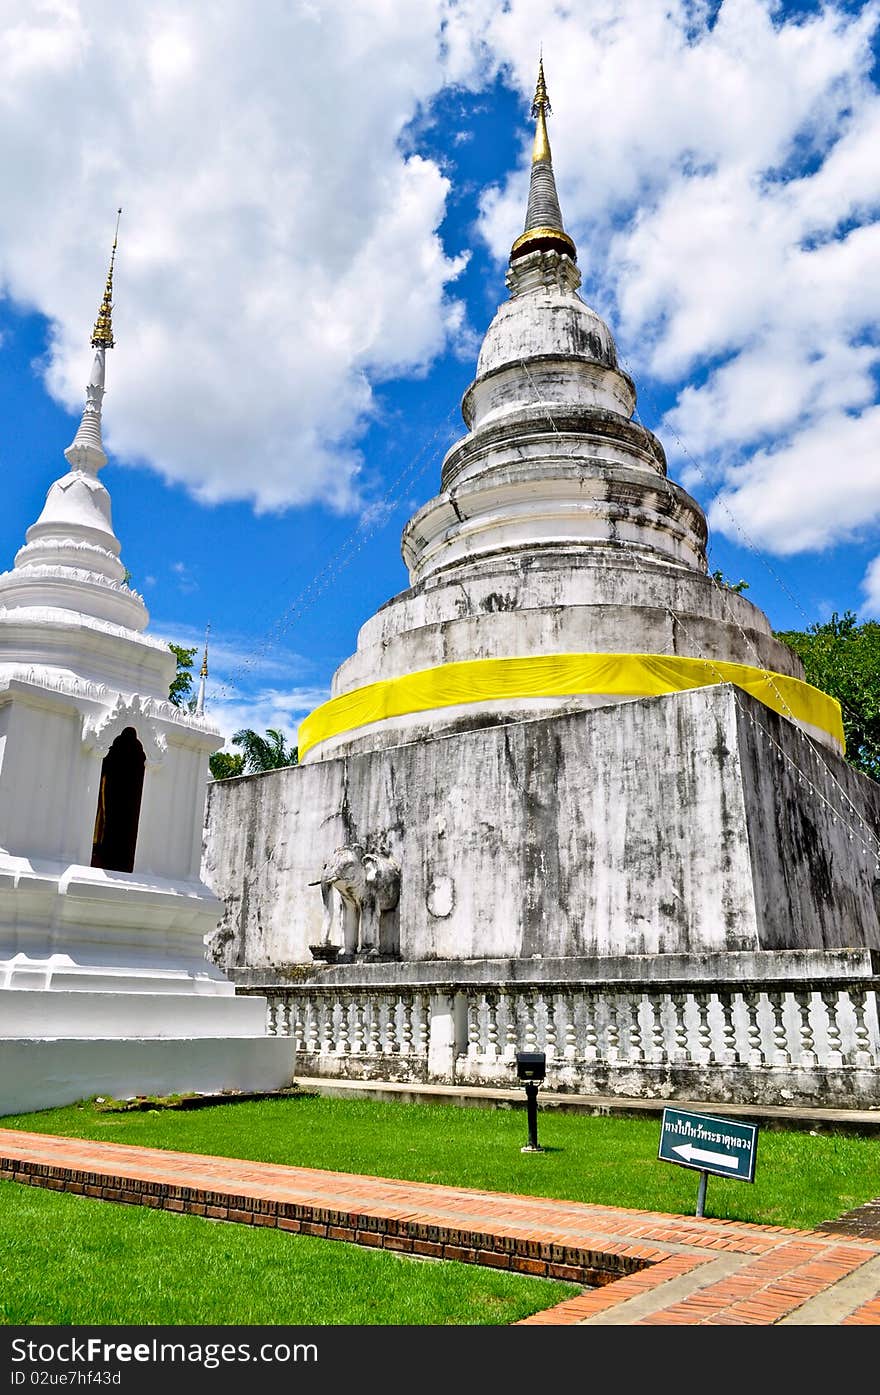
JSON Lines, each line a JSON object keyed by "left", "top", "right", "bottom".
{"left": 516, "top": 1253, "right": 713, "bottom": 1324}
{"left": 0, "top": 1157, "right": 658, "bottom": 1287}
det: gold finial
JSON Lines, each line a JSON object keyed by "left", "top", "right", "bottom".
{"left": 531, "top": 55, "right": 550, "bottom": 119}
{"left": 200, "top": 623, "right": 210, "bottom": 679}
{"left": 530, "top": 57, "right": 551, "bottom": 164}
{"left": 509, "top": 54, "right": 576, "bottom": 262}
{"left": 91, "top": 208, "right": 122, "bottom": 349}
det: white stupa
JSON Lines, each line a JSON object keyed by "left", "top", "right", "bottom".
{"left": 0, "top": 221, "right": 293, "bottom": 1112}
{"left": 202, "top": 65, "right": 880, "bottom": 1111}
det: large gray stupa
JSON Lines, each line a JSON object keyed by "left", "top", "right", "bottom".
{"left": 204, "top": 65, "right": 880, "bottom": 1107}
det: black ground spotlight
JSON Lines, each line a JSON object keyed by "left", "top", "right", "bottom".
{"left": 515, "top": 1050, "right": 546, "bottom": 1153}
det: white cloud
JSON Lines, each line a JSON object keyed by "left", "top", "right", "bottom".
{"left": 709, "top": 406, "right": 880, "bottom": 554}
{"left": 153, "top": 620, "right": 313, "bottom": 686}
{"left": 168, "top": 560, "right": 198, "bottom": 593}
{"left": 209, "top": 687, "right": 330, "bottom": 750}
{"left": 5, "top": 0, "right": 879, "bottom": 561}
{"left": 667, "top": 331, "right": 880, "bottom": 466}
{"left": 0, "top": 0, "right": 483, "bottom": 514}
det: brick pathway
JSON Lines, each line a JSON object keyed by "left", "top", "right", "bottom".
{"left": 1, "top": 1128, "right": 878, "bottom": 1325}
{"left": 818, "top": 1197, "right": 880, "bottom": 1242}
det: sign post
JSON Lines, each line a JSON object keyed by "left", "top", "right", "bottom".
{"left": 658, "top": 1107, "right": 758, "bottom": 1217}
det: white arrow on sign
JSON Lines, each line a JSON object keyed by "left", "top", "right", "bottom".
{"left": 672, "top": 1142, "right": 739, "bottom": 1169}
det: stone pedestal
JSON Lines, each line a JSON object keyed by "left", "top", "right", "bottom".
{"left": 205, "top": 686, "right": 880, "bottom": 1108}
{"left": 206, "top": 686, "right": 880, "bottom": 968}
{"left": 0, "top": 1037, "right": 295, "bottom": 1117}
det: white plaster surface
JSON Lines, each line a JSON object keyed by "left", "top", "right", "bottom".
{"left": 0, "top": 346, "right": 226, "bottom": 998}
{"left": 0, "top": 988, "right": 267, "bottom": 1038}
{"left": 0, "top": 1036, "right": 296, "bottom": 1116}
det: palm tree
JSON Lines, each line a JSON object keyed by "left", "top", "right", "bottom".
{"left": 230, "top": 726, "right": 298, "bottom": 774}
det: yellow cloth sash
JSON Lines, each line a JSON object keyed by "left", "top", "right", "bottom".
{"left": 298, "top": 652, "right": 844, "bottom": 759}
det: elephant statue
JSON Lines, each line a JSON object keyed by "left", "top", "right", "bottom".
{"left": 313, "top": 845, "right": 401, "bottom": 959}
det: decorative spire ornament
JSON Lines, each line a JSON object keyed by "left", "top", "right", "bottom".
{"left": 196, "top": 624, "right": 210, "bottom": 717}
{"left": 510, "top": 60, "right": 576, "bottom": 263}
{"left": 65, "top": 210, "right": 123, "bottom": 474}
{"left": 530, "top": 55, "right": 551, "bottom": 161}
{"left": 91, "top": 208, "right": 121, "bottom": 349}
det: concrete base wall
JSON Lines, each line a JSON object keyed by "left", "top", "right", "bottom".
{"left": 204, "top": 685, "right": 880, "bottom": 972}
{"left": 0, "top": 1036, "right": 296, "bottom": 1116}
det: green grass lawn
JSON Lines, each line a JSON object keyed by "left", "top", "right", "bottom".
{"left": 3, "top": 1091, "right": 879, "bottom": 1229}
{"left": 0, "top": 1180, "right": 576, "bottom": 1325}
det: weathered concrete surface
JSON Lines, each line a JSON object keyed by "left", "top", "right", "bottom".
{"left": 331, "top": 552, "right": 801, "bottom": 695}
{"left": 291, "top": 1075, "right": 880, "bottom": 1133}
{"left": 295, "top": 947, "right": 880, "bottom": 988}
{"left": 318, "top": 548, "right": 814, "bottom": 761}
{"left": 203, "top": 684, "right": 880, "bottom": 974}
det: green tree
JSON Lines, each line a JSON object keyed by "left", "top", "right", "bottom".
{"left": 711, "top": 569, "right": 749, "bottom": 595}
{"left": 228, "top": 727, "right": 299, "bottom": 774}
{"left": 775, "top": 611, "right": 880, "bottom": 780}
{"left": 209, "top": 750, "right": 246, "bottom": 780}
{"left": 168, "top": 644, "right": 197, "bottom": 708}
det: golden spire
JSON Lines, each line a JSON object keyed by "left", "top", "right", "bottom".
{"left": 91, "top": 208, "right": 122, "bottom": 349}
{"left": 531, "top": 56, "right": 551, "bottom": 164}
{"left": 196, "top": 623, "right": 210, "bottom": 716}
{"left": 509, "top": 58, "right": 576, "bottom": 264}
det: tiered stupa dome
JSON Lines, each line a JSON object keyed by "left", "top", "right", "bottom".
{"left": 299, "top": 64, "right": 842, "bottom": 764}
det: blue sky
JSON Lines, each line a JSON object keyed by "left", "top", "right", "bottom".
{"left": 1, "top": 1, "right": 879, "bottom": 749}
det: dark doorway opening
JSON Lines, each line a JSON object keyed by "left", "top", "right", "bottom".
{"left": 90, "top": 726, "right": 146, "bottom": 873}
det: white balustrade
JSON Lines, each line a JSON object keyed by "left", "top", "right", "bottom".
{"left": 401, "top": 992, "right": 414, "bottom": 1056}
{"left": 583, "top": 992, "right": 598, "bottom": 1061}
{"left": 418, "top": 992, "right": 430, "bottom": 1058}
{"left": 627, "top": 994, "right": 644, "bottom": 1063}
{"left": 249, "top": 976, "right": 880, "bottom": 1101}
{"left": 337, "top": 993, "right": 351, "bottom": 1056}
{"left": 563, "top": 991, "right": 577, "bottom": 1060}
